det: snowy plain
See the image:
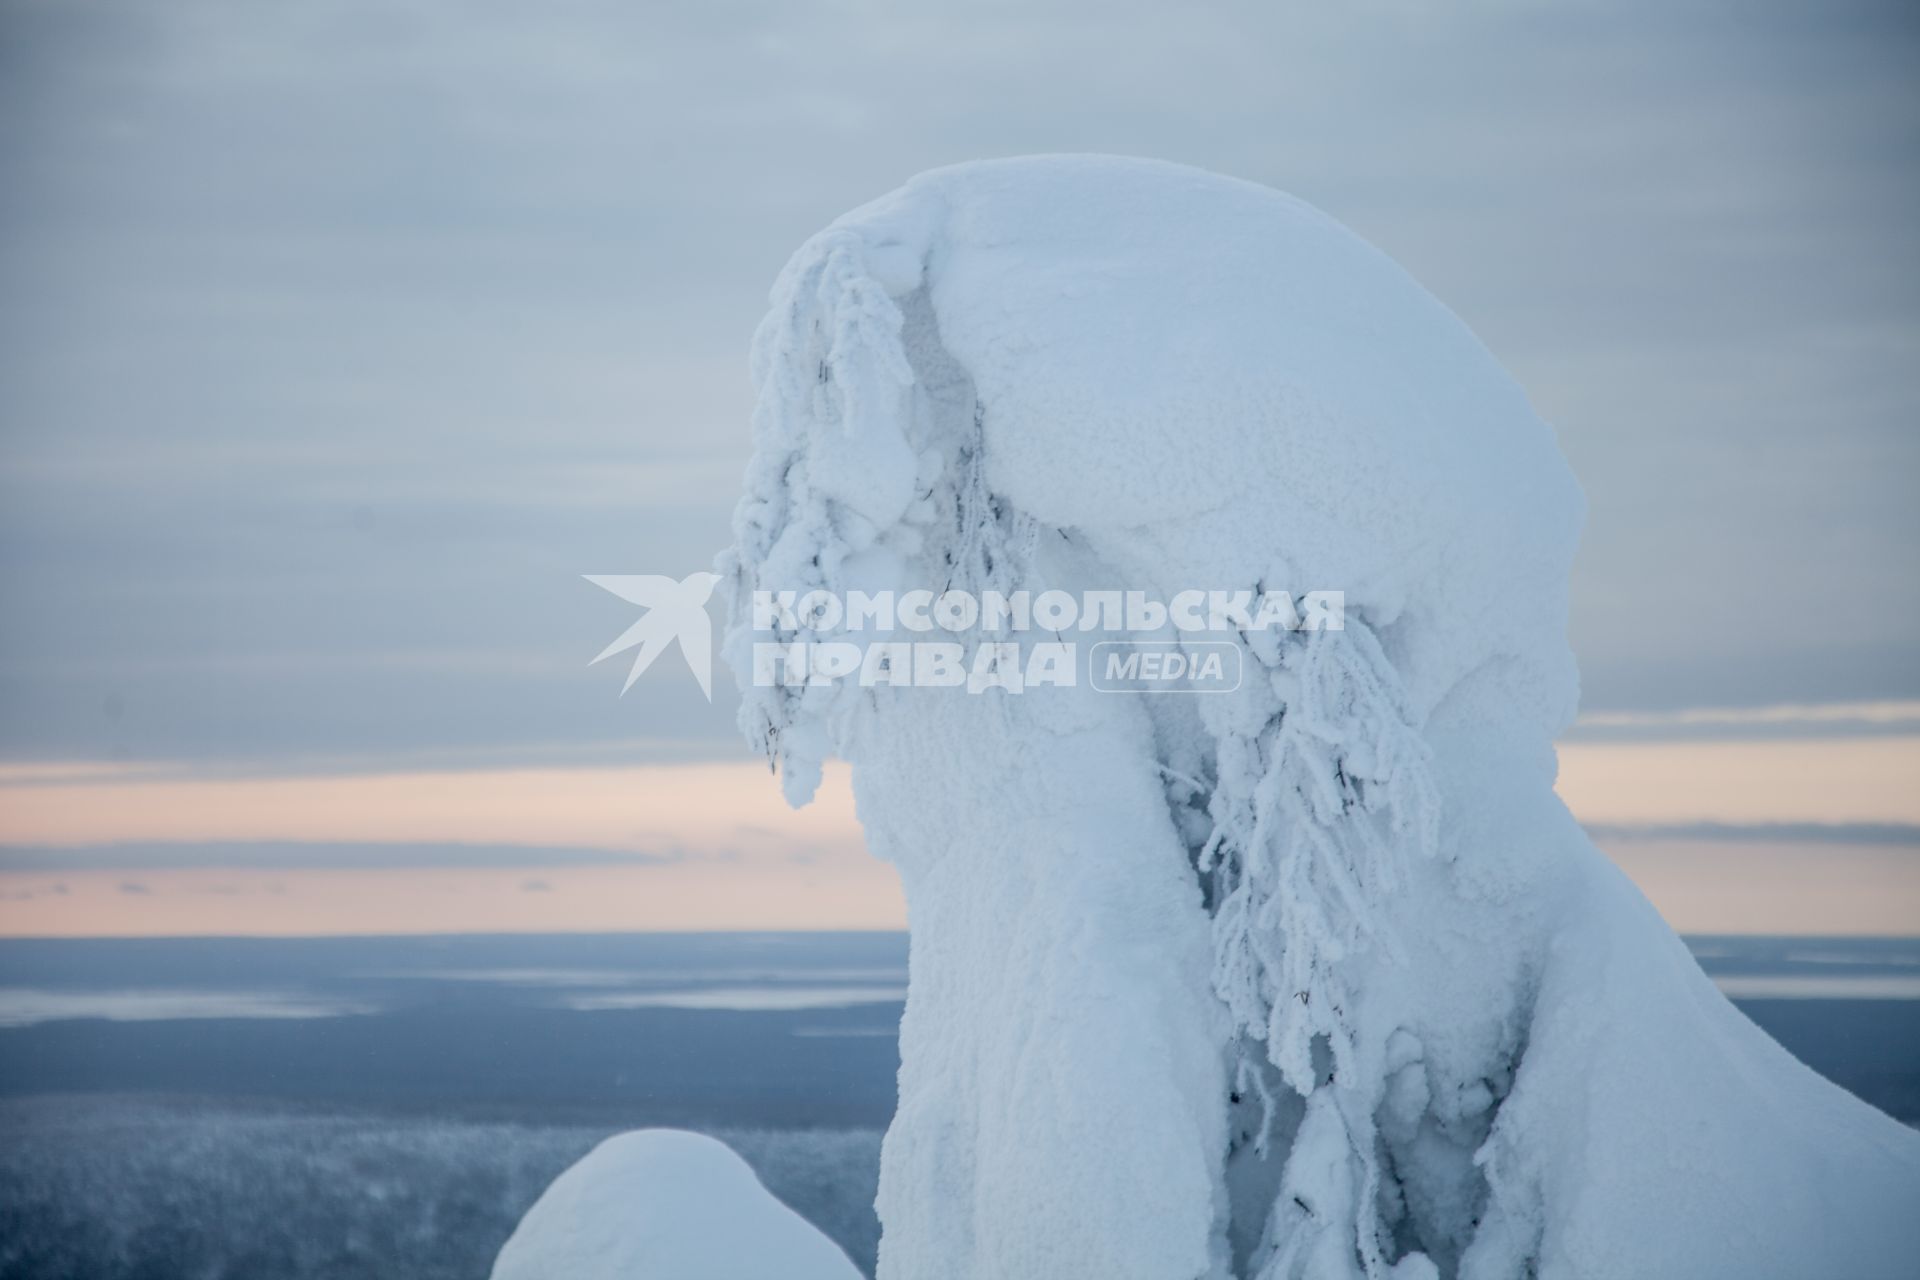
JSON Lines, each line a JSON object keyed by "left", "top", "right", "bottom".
{"left": 2, "top": 934, "right": 1914, "bottom": 1279}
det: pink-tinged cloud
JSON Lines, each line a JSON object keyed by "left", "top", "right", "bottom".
{"left": 0, "top": 738, "right": 1916, "bottom": 936}
{"left": 1555, "top": 736, "right": 1920, "bottom": 826}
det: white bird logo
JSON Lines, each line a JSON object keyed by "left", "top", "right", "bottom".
{"left": 585, "top": 572, "right": 721, "bottom": 699}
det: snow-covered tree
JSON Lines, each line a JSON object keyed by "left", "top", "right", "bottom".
{"left": 719, "top": 156, "right": 1920, "bottom": 1279}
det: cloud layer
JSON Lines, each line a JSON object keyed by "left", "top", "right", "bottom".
{"left": 1, "top": 0, "right": 1916, "bottom": 772}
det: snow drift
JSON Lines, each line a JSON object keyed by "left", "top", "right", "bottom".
{"left": 489, "top": 1129, "right": 862, "bottom": 1280}
{"left": 718, "top": 156, "right": 1920, "bottom": 1278}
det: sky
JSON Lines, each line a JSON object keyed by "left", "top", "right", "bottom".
{"left": 0, "top": 0, "right": 1916, "bottom": 935}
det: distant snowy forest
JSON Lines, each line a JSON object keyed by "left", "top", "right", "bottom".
{"left": 0, "top": 1097, "right": 882, "bottom": 1279}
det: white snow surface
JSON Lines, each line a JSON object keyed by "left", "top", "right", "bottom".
{"left": 719, "top": 156, "right": 1920, "bottom": 1278}
{"left": 488, "top": 1129, "right": 863, "bottom": 1280}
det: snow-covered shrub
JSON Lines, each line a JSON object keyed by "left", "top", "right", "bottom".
{"left": 489, "top": 1129, "right": 861, "bottom": 1280}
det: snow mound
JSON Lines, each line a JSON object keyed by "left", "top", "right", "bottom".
{"left": 720, "top": 155, "right": 1920, "bottom": 1279}
{"left": 489, "top": 1129, "right": 862, "bottom": 1280}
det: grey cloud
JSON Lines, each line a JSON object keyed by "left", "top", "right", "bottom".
{"left": 0, "top": 0, "right": 1914, "bottom": 774}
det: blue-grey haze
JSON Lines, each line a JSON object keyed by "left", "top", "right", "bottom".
{"left": 2, "top": 0, "right": 1916, "bottom": 772}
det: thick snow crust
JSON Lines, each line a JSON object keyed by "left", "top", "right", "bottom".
{"left": 719, "top": 156, "right": 1920, "bottom": 1279}
{"left": 489, "top": 1129, "right": 862, "bottom": 1280}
